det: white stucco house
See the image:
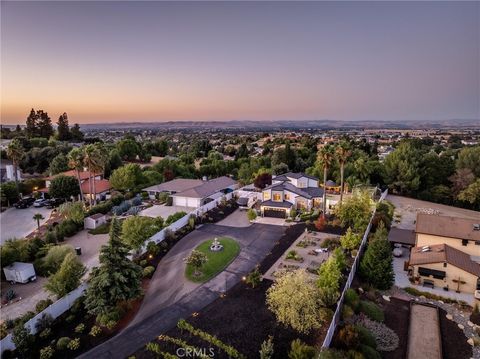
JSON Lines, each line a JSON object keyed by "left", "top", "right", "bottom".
{"left": 143, "top": 176, "right": 237, "bottom": 208}
{"left": 260, "top": 172, "right": 324, "bottom": 218}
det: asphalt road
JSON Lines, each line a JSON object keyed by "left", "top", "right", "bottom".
{"left": 79, "top": 222, "right": 285, "bottom": 359}
{"left": 0, "top": 206, "right": 52, "bottom": 244}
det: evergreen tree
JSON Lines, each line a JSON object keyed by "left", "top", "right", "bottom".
{"left": 359, "top": 238, "right": 394, "bottom": 290}
{"left": 57, "top": 112, "right": 71, "bottom": 141}
{"left": 45, "top": 252, "right": 86, "bottom": 298}
{"left": 49, "top": 153, "right": 69, "bottom": 175}
{"left": 84, "top": 218, "right": 142, "bottom": 319}
{"left": 37, "top": 110, "right": 54, "bottom": 138}
{"left": 70, "top": 123, "right": 84, "bottom": 141}
{"left": 25, "top": 108, "right": 38, "bottom": 137}
{"left": 383, "top": 141, "right": 422, "bottom": 195}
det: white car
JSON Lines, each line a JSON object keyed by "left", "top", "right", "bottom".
{"left": 33, "top": 198, "right": 49, "bottom": 207}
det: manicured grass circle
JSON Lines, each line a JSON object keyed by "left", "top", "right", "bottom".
{"left": 185, "top": 237, "right": 240, "bottom": 283}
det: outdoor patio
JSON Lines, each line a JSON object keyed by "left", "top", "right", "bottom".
{"left": 393, "top": 252, "right": 475, "bottom": 305}
{"left": 263, "top": 230, "right": 340, "bottom": 280}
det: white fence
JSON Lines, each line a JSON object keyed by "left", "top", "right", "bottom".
{"left": 0, "top": 283, "right": 87, "bottom": 354}
{"left": 1, "top": 192, "right": 234, "bottom": 355}
{"left": 322, "top": 189, "right": 389, "bottom": 348}
{"left": 139, "top": 192, "right": 235, "bottom": 254}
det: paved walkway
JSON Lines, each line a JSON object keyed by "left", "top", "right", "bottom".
{"left": 407, "top": 303, "right": 442, "bottom": 359}
{"left": 79, "top": 223, "right": 286, "bottom": 358}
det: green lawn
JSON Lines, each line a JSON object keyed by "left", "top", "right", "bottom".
{"left": 185, "top": 237, "right": 240, "bottom": 283}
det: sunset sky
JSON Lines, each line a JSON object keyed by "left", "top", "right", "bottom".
{"left": 1, "top": 1, "right": 479, "bottom": 125}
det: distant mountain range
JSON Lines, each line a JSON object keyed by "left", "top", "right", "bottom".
{"left": 78, "top": 119, "right": 480, "bottom": 130}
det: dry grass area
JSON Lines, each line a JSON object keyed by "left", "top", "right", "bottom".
{"left": 387, "top": 195, "right": 480, "bottom": 231}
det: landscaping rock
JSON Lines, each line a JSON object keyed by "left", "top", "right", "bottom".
{"left": 446, "top": 314, "right": 453, "bottom": 320}
{"left": 459, "top": 324, "right": 465, "bottom": 330}
{"left": 468, "top": 321, "right": 474, "bottom": 327}
{"left": 382, "top": 295, "right": 390, "bottom": 302}
{"left": 468, "top": 338, "right": 474, "bottom": 346}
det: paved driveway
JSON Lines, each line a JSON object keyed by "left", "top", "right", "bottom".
{"left": 79, "top": 223, "right": 286, "bottom": 359}
{"left": 216, "top": 209, "right": 251, "bottom": 227}
{"left": 139, "top": 205, "right": 195, "bottom": 219}
{"left": 0, "top": 206, "right": 52, "bottom": 244}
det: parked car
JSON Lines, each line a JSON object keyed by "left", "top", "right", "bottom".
{"left": 46, "top": 198, "right": 65, "bottom": 208}
{"left": 14, "top": 197, "right": 35, "bottom": 209}
{"left": 34, "top": 198, "right": 50, "bottom": 207}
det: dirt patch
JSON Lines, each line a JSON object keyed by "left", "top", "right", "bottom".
{"left": 380, "top": 297, "right": 410, "bottom": 359}
{"left": 134, "top": 280, "right": 323, "bottom": 359}
{"left": 439, "top": 307, "right": 472, "bottom": 359}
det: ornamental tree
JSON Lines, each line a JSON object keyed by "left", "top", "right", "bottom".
{"left": 45, "top": 252, "right": 86, "bottom": 298}
{"left": 185, "top": 250, "right": 208, "bottom": 276}
{"left": 267, "top": 269, "right": 327, "bottom": 334}
{"left": 340, "top": 227, "right": 361, "bottom": 251}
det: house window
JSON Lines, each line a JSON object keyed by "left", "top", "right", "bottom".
{"left": 285, "top": 194, "right": 290, "bottom": 200}
{"left": 263, "top": 191, "right": 270, "bottom": 201}
{"left": 273, "top": 193, "right": 281, "bottom": 201}
{"left": 475, "top": 241, "right": 480, "bottom": 246}
{"left": 418, "top": 267, "right": 446, "bottom": 280}
{"left": 462, "top": 239, "right": 469, "bottom": 246}
{"left": 443, "top": 263, "right": 447, "bottom": 268}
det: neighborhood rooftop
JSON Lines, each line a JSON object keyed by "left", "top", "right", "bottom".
{"left": 142, "top": 178, "right": 203, "bottom": 193}
{"left": 171, "top": 176, "right": 237, "bottom": 199}
{"left": 415, "top": 213, "right": 480, "bottom": 242}
{"left": 409, "top": 243, "right": 480, "bottom": 277}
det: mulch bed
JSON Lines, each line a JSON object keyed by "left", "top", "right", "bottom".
{"left": 199, "top": 199, "right": 238, "bottom": 224}
{"left": 380, "top": 297, "right": 410, "bottom": 359}
{"left": 134, "top": 223, "right": 329, "bottom": 358}
{"left": 439, "top": 307, "right": 472, "bottom": 359}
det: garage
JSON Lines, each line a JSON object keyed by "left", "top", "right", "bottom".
{"left": 263, "top": 207, "right": 287, "bottom": 218}
{"left": 173, "top": 196, "right": 200, "bottom": 208}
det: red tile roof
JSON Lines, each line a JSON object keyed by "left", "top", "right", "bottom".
{"left": 81, "top": 179, "right": 111, "bottom": 194}
{"left": 45, "top": 170, "right": 102, "bottom": 181}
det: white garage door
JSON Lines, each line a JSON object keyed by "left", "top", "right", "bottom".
{"left": 187, "top": 198, "right": 199, "bottom": 208}
{"left": 174, "top": 197, "right": 187, "bottom": 206}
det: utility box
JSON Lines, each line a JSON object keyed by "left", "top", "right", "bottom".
{"left": 3, "top": 262, "right": 36, "bottom": 284}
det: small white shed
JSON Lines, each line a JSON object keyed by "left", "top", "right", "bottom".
{"left": 84, "top": 213, "right": 107, "bottom": 230}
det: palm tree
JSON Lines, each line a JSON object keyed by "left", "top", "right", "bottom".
{"left": 318, "top": 145, "right": 335, "bottom": 218}
{"left": 33, "top": 213, "right": 44, "bottom": 229}
{"left": 336, "top": 142, "right": 351, "bottom": 204}
{"left": 67, "top": 148, "right": 85, "bottom": 202}
{"left": 83, "top": 144, "right": 98, "bottom": 207}
{"left": 91, "top": 143, "right": 109, "bottom": 205}
{"left": 6, "top": 139, "right": 25, "bottom": 194}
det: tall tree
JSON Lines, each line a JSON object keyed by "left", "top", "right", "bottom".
{"left": 359, "top": 237, "right": 394, "bottom": 290}
{"left": 56, "top": 112, "right": 71, "bottom": 141}
{"left": 44, "top": 252, "right": 86, "bottom": 298}
{"left": 83, "top": 144, "right": 98, "bottom": 206}
{"left": 49, "top": 175, "right": 80, "bottom": 199}
{"left": 70, "top": 123, "right": 84, "bottom": 141}
{"left": 67, "top": 148, "right": 85, "bottom": 202}
{"left": 49, "top": 153, "right": 69, "bottom": 175}
{"left": 336, "top": 142, "right": 351, "bottom": 204}
{"left": 33, "top": 213, "right": 44, "bottom": 229}
{"left": 318, "top": 145, "right": 335, "bottom": 217}
{"left": 36, "top": 110, "right": 54, "bottom": 138}
{"left": 84, "top": 218, "right": 143, "bottom": 320}
{"left": 25, "top": 108, "right": 38, "bottom": 137}
{"left": 6, "top": 138, "right": 25, "bottom": 193}
{"left": 383, "top": 141, "right": 422, "bottom": 195}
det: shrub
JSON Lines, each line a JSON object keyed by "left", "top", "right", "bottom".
{"left": 358, "top": 301, "right": 384, "bottom": 322}
{"left": 320, "top": 237, "right": 339, "bottom": 250}
{"left": 317, "top": 349, "right": 346, "bottom": 359}
{"left": 359, "top": 344, "right": 381, "bottom": 359}
{"left": 355, "top": 316, "right": 399, "bottom": 352}
{"left": 288, "top": 339, "right": 316, "bottom": 359}
{"left": 260, "top": 335, "right": 274, "bottom": 359}
{"left": 147, "top": 241, "right": 160, "bottom": 257}
{"left": 67, "top": 338, "right": 80, "bottom": 351}
{"left": 359, "top": 238, "right": 394, "bottom": 290}
{"left": 75, "top": 323, "right": 85, "bottom": 334}
{"left": 44, "top": 230, "right": 57, "bottom": 244}
{"left": 337, "top": 325, "right": 360, "bottom": 349}
{"left": 35, "top": 298, "right": 53, "bottom": 313}
{"left": 340, "top": 228, "right": 361, "bottom": 251}
{"left": 131, "top": 196, "right": 142, "bottom": 206}
{"left": 344, "top": 289, "right": 360, "bottom": 311}
{"left": 56, "top": 336, "right": 71, "bottom": 350}
{"left": 42, "top": 244, "right": 76, "bottom": 275}
{"left": 245, "top": 266, "right": 262, "bottom": 288}
{"left": 247, "top": 209, "right": 257, "bottom": 221}
{"left": 165, "top": 211, "right": 187, "bottom": 226}
{"left": 39, "top": 346, "right": 55, "bottom": 359}
{"left": 143, "top": 266, "right": 155, "bottom": 278}
{"left": 139, "top": 260, "right": 147, "bottom": 267}
{"left": 89, "top": 325, "right": 102, "bottom": 337}
{"left": 0, "top": 323, "right": 7, "bottom": 340}
{"left": 39, "top": 328, "right": 51, "bottom": 339}
{"left": 66, "top": 314, "right": 76, "bottom": 323}
{"left": 342, "top": 305, "right": 354, "bottom": 320}
{"left": 12, "top": 324, "right": 34, "bottom": 357}
{"left": 355, "top": 325, "right": 377, "bottom": 349}
{"left": 5, "top": 289, "right": 16, "bottom": 301}
{"left": 314, "top": 216, "right": 326, "bottom": 231}
{"left": 35, "top": 313, "right": 53, "bottom": 333}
